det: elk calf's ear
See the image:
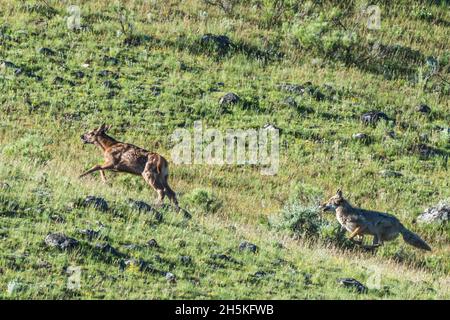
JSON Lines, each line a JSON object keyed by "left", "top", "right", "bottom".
{"left": 98, "top": 124, "right": 106, "bottom": 132}
{"left": 336, "top": 188, "right": 343, "bottom": 198}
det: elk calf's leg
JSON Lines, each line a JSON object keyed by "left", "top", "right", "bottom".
{"left": 142, "top": 167, "right": 165, "bottom": 206}
{"left": 79, "top": 163, "right": 114, "bottom": 179}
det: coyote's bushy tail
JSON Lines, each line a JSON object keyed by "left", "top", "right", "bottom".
{"left": 400, "top": 225, "right": 432, "bottom": 251}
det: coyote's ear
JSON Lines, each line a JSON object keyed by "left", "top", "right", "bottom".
{"left": 336, "top": 188, "right": 343, "bottom": 198}
{"left": 104, "top": 124, "right": 112, "bottom": 132}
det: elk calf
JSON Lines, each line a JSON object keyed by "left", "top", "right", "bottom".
{"left": 80, "top": 124, "right": 179, "bottom": 211}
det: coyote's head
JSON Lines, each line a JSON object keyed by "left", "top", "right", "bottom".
{"left": 80, "top": 124, "right": 111, "bottom": 144}
{"left": 320, "top": 189, "right": 345, "bottom": 212}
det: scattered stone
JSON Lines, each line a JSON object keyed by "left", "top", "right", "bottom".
{"left": 165, "top": 272, "right": 177, "bottom": 283}
{"left": 44, "top": 233, "right": 79, "bottom": 250}
{"left": 0, "top": 182, "right": 10, "bottom": 190}
{"left": 102, "top": 55, "right": 119, "bottom": 65}
{"left": 1, "top": 60, "right": 19, "bottom": 69}
{"left": 128, "top": 199, "right": 153, "bottom": 212}
{"left": 210, "top": 254, "right": 238, "bottom": 264}
{"left": 361, "top": 111, "right": 390, "bottom": 125}
{"left": 181, "top": 208, "right": 192, "bottom": 220}
{"left": 180, "top": 255, "right": 192, "bottom": 265}
{"left": 278, "top": 83, "right": 305, "bottom": 95}
{"left": 7, "top": 280, "right": 25, "bottom": 295}
{"left": 39, "top": 47, "right": 56, "bottom": 56}
{"left": 385, "top": 131, "right": 396, "bottom": 139}
{"left": 122, "top": 258, "right": 157, "bottom": 273}
{"left": 49, "top": 214, "right": 65, "bottom": 223}
{"left": 78, "top": 229, "right": 99, "bottom": 240}
{"left": 200, "top": 34, "right": 232, "bottom": 53}
{"left": 81, "top": 196, "right": 108, "bottom": 211}
{"left": 352, "top": 133, "right": 370, "bottom": 141}
{"left": 127, "top": 199, "right": 163, "bottom": 222}
{"left": 274, "top": 242, "right": 284, "bottom": 249}
{"left": 147, "top": 239, "right": 159, "bottom": 248}
{"left": 283, "top": 96, "right": 298, "bottom": 108}
{"left": 338, "top": 278, "right": 368, "bottom": 293}
{"left": 419, "top": 133, "right": 429, "bottom": 143}
{"left": 98, "top": 70, "right": 119, "bottom": 79}
{"left": 262, "top": 123, "right": 280, "bottom": 131}
{"left": 53, "top": 77, "right": 75, "bottom": 86}
{"left": 417, "top": 200, "right": 449, "bottom": 224}
{"left": 219, "top": 92, "right": 240, "bottom": 106}
{"left": 150, "top": 85, "right": 162, "bottom": 96}
{"left": 102, "top": 80, "right": 120, "bottom": 89}
{"left": 122, "top": 243, "right": 139, "bottom": 250}
{"left": 95, "top": 242, "right": 122, "bottom": 257}
{"left": 239, "top": 241, "right": 258, "bottom": 253}
{"left": 416, "top": 104, "right": 431, "bottom": 114}
{"left": 107, "top": 90, "right": 118, "bottom": 99}
{"left": 412, "top": 143, "right": 440, "bottom": 158}
{"left": 72, "top": 70, "right": 85, "bottom": 79}
{"left": 379, "top": 170, "right": 403, "bottom": 178}
{"left": 252, "top": 271, "right": 269, "bottom": 279}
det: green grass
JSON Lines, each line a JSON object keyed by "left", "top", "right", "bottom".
{"left": 0, "top": 0, "right": 449, "bottom": 299}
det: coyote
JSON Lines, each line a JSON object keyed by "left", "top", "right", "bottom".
{"left": 79, "top": 124, "right": 179, "bottom": 211}
{"left": 320, "top": 189, "right": 431, "bottom": 251}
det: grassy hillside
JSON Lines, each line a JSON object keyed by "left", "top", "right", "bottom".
{"left": 0, "top": 0, "right": 449, "bottom": 299}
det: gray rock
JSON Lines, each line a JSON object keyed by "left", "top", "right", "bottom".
{"left": 417, "top": 201, "right": 449, "bottom": 224}
{"left": 0, "top": 182, "right": 11, "bottom": 190}
{"left": 413, "top": 144, "right": 440, "bottom": 158}
{"left": 181, "top": 209, "right": 192, "bottom": 220}
{"left": 219, "top": 92, "right": 240, "bottom": 106}
{"left": 278, "top": 83, "right": 305, "bottom": 95}
{"left": 102, "top": 55, "right": 120, "bottom": 65}
{"left": 416, "top": 104, "right": 431, "bottom": 113}
{"left": 379, "top": 170, "right": 403, "bottom": 178}
{"left": 180, "top": 255, "right": 192, "bottom": 265}
{"left": 361, "top": 111, "right": 390, "bottom": 125}
{"left": 78, "top": 229, "right": 99, "bottom": 240}
{"left": 338, "top": 278, "right": 367, "bottom": 293}
{"left": 122, "top": 258, "right": 157, "bottom": 273}
{"left": 49, "top": 215, "right": 65, "bottom": 223}
{"left": 45, "top": 233, "right": 79, "bottom": 250}
{"left": 95, "top": 243, "right": 122, "bottom": 257}
{"left": 98, "top": 70, "right": 119, "bottom": 79}
{"left": 128, "top": 199, "right": 163, "bottom": 222}
{"left": 39, "top": 47, "right": 56, "bottom": 56}
{"left": 283, "top": 96, "right": 298, "bottom": 108}
{"left": 352, "top": 133, "right": 370, "bottom": 141}
{"left": 147, "top": 239, "right": 159, "bottom": 248}
{"left": 239, "top": 241, "right": 258, "bottom": 253}
{"left": 165, "top": 272, "right": 177, "bottom": 283}
{"left": 200, "top": 34, "right": 232, "bottom": 53}
{"left": 82, "top": 196, "right": 108, "bottom": 211}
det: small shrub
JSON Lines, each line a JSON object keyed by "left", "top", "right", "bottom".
{"left": 291, "top": 9, "right": 359, "bottom": 58}
{"left": 274, "top": 202, "right": 322, "bottom": 238}
{"left": 288, "top": 182, "right": 323, "bottom": 205}
{"left": 185, "top": 188, "right": 222, "bottom": 214}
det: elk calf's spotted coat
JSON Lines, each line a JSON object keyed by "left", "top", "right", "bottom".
{"left": 80, "top": 124, "right": 179, "bottom": 211}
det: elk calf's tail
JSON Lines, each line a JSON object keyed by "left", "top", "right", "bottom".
{"left": 400, "top": 225, "right": 432, "bottom": 251}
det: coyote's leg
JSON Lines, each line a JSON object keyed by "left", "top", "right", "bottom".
{"left": 142, "top": 166, "right": 165, "bottom": 206}
{"left": 79, "top": 163, "right": 114, "bottom": 179}
{"left": 348, "top": 226, "right": 365, "bottom": 240}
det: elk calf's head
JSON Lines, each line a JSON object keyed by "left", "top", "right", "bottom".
{"left": 81, "top": 124, "right": 111, "bottom": 144}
